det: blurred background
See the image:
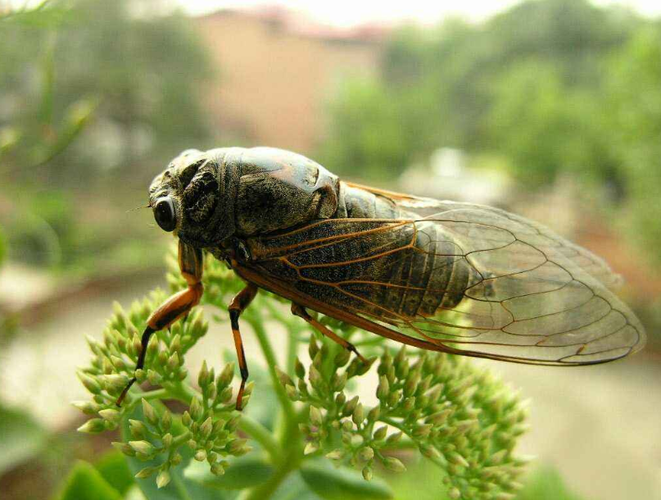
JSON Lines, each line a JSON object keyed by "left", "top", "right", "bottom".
{"left": 1, "top": 0, "right": 660, "bottom": 498}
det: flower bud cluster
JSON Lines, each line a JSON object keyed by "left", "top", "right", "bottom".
{"left": 281, "top": 338, "right": 529, "bottom": 499}
{"left": 112, "top": 399, "right": 181, "bottom": 489}
{"left": 75, "top": 292, "right": 208, "bottom": 428}
{"left": 180, "top": 361, "right": 253, "bottom": 476}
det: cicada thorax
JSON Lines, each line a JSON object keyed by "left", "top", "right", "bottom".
{"left": 231, "top": 147, "right": 340, "bottom": 237}
{"left": 155, "top": 147, "right": 342, "bottom": 249}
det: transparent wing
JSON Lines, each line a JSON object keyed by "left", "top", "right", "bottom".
{"left": 346, "top": 182, "right": 623, "bottom": 290}
{"left": 246, "top": 201, "right": 646, "bottom": 365}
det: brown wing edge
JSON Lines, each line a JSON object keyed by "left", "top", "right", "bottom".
{"left": 233, "top": 263, "right": 627, "bottom": 367}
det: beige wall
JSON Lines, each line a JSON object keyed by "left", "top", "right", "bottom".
{"left": 195, "top": 11, "right": 383, "bottom": 154}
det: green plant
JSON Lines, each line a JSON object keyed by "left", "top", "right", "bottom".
{"left": 74, "top": 245, "right": 529, "bottom": 499}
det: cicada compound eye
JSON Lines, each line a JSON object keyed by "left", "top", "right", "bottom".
{"left": 153, "top": 197, "right": 177, "bottom": 232}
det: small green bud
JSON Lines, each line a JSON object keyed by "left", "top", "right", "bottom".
{"left": 308, "top": 366, "right": 324, "bottom": 392}
{"left": 190, "top": 397, "right": 203, "bottom": 420}
{"left": 219, "top": 386, "right": 233, "bottom": 403}
{"left": 77, "top": 372, "right": 102, "bottom": 394}
{"left": 129, "top": 440, "right": 155, "bottom": 456}
{"left": 309, "top": 406, "right": 323, "bottom": 426}
{"left": 352, "top": 403, "right": 364, "bottom": 425}
{"left": 334, "top": 349, "right": 351, "bottom": 367}
{"left": 331, "top": 372, "right": 347, "bottom": 392}
{"left": 170, "top": 453, "right": 183, "bottom": 466}
{"left": 383, "top": 457, "right": 406, "bottom": 473}
{"left": 362, "top": 466, "right": 373, "bottom": 481}
{"left": 198, "top": 361, "right": 210, "bottom": 388}
{"left": 304, "top": 441, "right": 319, "bottom": 455}
{"left": 448, "top": 452, "right": 469, "bottom": 467}
{"left": 404, "top": 372, "right": 420, "bottom": 396}
{"left": 358, "top": 446, "right": 374, "bottom": 462}
{"left": 211, "top": 463, "right": 225, "bottom": 476}
{"left": 295, "top": 358, "right": 306, "bottom": 378}
{"left": 448, "top": 487, "right": 461, "bottom": 500}
{"left": 135, "top": 466, "right": 158, "bottom": 479}
{"left": 412, "top": 424, "right": 432, "bottom": 439}
{"left": 112, "top": 441, "right": 135, "bottom": 457}
{"left": 325, "top": 449, "right": 344, "bottom": 460}
{"left": 343, "top": 396, "right": 359, "bottom": 416}
{"left": 129, "top": 419, "right": 148, "bottom": 439}
{"left": 110, "top": 355, "right": 126, "bottom": 371}
{"left": 159, "top": 433, "right": 171, "bottom": 448}
{"left": 182, "top": 411, "right": 192, "bottom": 427}
{"left": 373, "top": 426, "right": 388, "bottom": 441}
{"left": 275, "top": 367, "right": 294, "bottom": 387}
{"left": 420, "top": 443, "right": 441, "bottom": 460}
{"left": 427, "top": 409, "right": 452, "bottom": 426}
{"left": 156, "top": 470, "right": 171, "bottom": 489}
{"left": 285, "top": 384, "right": 298, "bottom": 401}
{"left": 308, "top": 336, "right": 319, "bottom": 359}
{"left": 195, "top": 449, "right": 207, "bottom": 462}
{"left": 218, "top": 363, "right": 234, "bottom": 389}
{"left": 167, "top": 352, "right": 180, "bottom": 372}
{"left": 72, "top": 400, "right": 98, "bottom": 415}
{"left": 367, "top": 405, "right": 380, "bottom": 422}
{"left": 77, "top": 418, "right": 106, "bottom": 434}
{"left": 402, "top": 397, "right": 416, "bottom": 412}
{"left": 226, "top": 415, "right": 241, "bottom": 432}
{"left": 170, "top": 334, "right": 182, "bottom": 354}
{"left": 200, "top": 417, "right": 213, "bottom": 438}
{"left": 161, "top": 409, "right": 172, "bottom": 431}
{"left": 377, "top": 376, "right": 390, "bottom": 401}
{"left": 142, "top": 399, "right": 158, "bottom": 425}
{"left": 386, "top": 432, "right": 402, "bottom": 445}
{"left": 388, "top": 390, "right": 402, "bottom": 408}
{"left": 228, "top": 438, "right": 249, "bottom": 455}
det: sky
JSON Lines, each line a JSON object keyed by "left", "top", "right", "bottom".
{"left": 172, "top": 0, "right": 661, "bottom": 26}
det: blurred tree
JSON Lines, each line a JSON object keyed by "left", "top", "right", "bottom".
{"left": 605, "top": 27, "right": 661, "bottom": 263}
{"left": 0, "top": 0, "right": 215, "bottom": 188}
{"left": 320, "top": 0, "right": 643, "bottom": 182}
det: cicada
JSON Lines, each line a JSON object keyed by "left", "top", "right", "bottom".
{"left": 117, "top": 147, "right": 646, "bottom": 408}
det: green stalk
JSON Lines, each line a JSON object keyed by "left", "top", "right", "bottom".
{"left": 247, "top": 316, "right": 296, "bottom": 423}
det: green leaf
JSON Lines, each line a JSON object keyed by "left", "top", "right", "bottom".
{"left": 300, "top": 460, "right": 393, "bottom": 500}
{"left": 95, "top": 450, "right": 135, "bottom": 496}
{"left": 272, "top": 471, "right": 322, "bottom": 500}
{"left": 184, "top": 455, "right": 274, "bottom": 490}
{"left": 0, "top": 404, "right": 48, "bottom": 475}
{"left": 516, "top": 465, "right": 585, "bottom": 500}
{"left": 55, "top": 461, "right": 122, "bottom": 500}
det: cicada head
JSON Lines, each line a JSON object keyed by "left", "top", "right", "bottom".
{"left": 149, "top": 148, "right": 240, "bottom": 248}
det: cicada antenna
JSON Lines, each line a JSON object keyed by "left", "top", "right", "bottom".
{"left": 126, "top": 203, "right": 151, "bottom": 214}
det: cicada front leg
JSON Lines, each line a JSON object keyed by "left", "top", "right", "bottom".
{"left": 116, "top": 240, "right": 204, "bottom": 406}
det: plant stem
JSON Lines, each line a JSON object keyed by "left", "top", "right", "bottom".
{"left": 239, "top": 414, "right": 281, "bottom": 462}
{"left": 247, "top": 316, "right": 296, "bottom": 423}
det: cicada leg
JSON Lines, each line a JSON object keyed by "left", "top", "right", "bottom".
{"left": 291, "top": 303, "right": 367, "bottom": 363}
{"left": 228, "top": 283, "right": 258, "bottom": 410}
{"left": 116, "top": 240, "right": 204, "bottom": 406}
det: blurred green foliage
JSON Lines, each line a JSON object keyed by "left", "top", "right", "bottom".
{"left": 321, "top": 0, "right": 661, "bottom": 265}
{"left": 0, "top": 0, "right": 217, "bottom": 275}
{"left": 0, "top": 0, "right": 214, "bottom": 184}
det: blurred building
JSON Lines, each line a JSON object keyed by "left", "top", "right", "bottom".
{"left": 195, "top": 7, "right": 387, "bottom": 153}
